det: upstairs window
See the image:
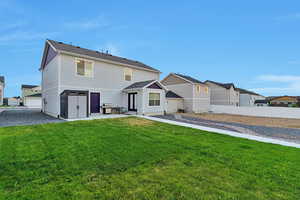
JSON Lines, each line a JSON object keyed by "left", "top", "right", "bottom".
{"left": 149, "top": 93, "right": 160, "bottom": 106}
{"left": 196, "top": 85, "right": 201, "bottom": 93}
{"left": 205, "top": 87, "right": 209, "bottom": 94}
{"left": 76, "top": 59, "right": 93, "bottom": 77}
{"left": 124, "top": 68, "right": 133, "bottom": 81}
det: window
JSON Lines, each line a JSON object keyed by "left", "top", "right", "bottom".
{"left": 124, "top": 68, "right": 133, "bottom": 81}
{"left": 196, "top": 85, "right": 201, "bottom": 93}
{"left": 149, "top": 93, "right": 160, "bottom": 106}
{"left": 76, "top": 59, "right": 93, "bottom": 77}
{"left": 205, "top": 87, "right": 209, "bottom": 94}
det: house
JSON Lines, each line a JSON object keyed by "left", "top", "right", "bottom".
{"left": 161, "top": 73, "right": 210, "bottom": 113}
{"left": 0, "top": 76, "right": 4, "bottom": 106}
{"left": 21, "top": 85, "right": 42, "bottom": 108}
{"left": 5, "top": 96, "right": 21, "bottom": 106}
{"left": 40, "top": 39, "right": 167, "bottom": 119}
{"left": 237, "top": 88, "right": 265, "bottom": 106}
{"left": 254, "top": 99, "right": 269, "bottom": 107}
{"left": 269, "top": 96, "right": 299, "bottom": 107}
{"left": 204, "top": 80, "right": 240, "bottom": 106}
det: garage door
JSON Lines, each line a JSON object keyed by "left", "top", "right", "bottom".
{"left": 166, "top": 99, "right": 183, "bottom": 113}
{"left": 25, "top": 97, "right": 42, "bottom": 108}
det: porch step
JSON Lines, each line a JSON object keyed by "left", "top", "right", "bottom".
{"left": 125, "top": 111, "right": 137, "bottom": 115}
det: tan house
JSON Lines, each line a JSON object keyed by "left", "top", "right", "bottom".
{"left": 269, "top": 96, "right": 299, "bottom": 107}
{"left": 21, "top": 85, "right": 42, "bottom": 108}
{"left": 205, "top": 80, "right": 240, "bottom": 106}
{"left": 161, "top": 73, "right": 210, "bottom": 113}
{"left": 0, "top": 76, "right": 4, "bottom": 106}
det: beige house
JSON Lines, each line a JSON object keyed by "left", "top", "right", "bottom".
{"left": 205, "top": 80, "right": 240, "bottom": 106}
{"left": 0, "top": 76, "right": 4, "bottom": 106}
{"left": 21, "top": 85, "right": 42, "bottom": 108}
{"left": 161, "top": 73, "right": 210, "bottom": 113}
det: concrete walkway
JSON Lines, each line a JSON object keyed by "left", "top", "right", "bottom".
{"left": 65, "top": 114, "right": 128, "bottom": 122}
{"left": 139, "top": 115, "right": 300, "bottom": 149}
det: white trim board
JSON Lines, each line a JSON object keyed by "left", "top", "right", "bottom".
{"left": 138, "top": 116, "right": 300, "bottom": 149}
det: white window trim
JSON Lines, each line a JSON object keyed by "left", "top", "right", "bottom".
{"left": 148, "top": 92, "right": 161, "bottom": 107}
{"left": 75, "top": 58, "right": 94, "bottom": 78}
{"left": 124, "top": 68, "right": 133, "bottom": 81}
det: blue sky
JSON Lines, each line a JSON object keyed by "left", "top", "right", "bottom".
{"left": 1, "top": 0, "right": 300, "bottom": 97}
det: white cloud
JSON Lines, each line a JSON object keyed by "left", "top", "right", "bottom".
{"left": 64, "top": 16, "right": 109, "bottom": 30}
{"left": 251, "top": 74, "right": 300, "bottom": 96}
{"left": 288, "top": 60, "right": 300, "bottom": 65}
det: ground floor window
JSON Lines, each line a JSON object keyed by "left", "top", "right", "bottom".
{"left": 149, "top": 93, "right": 160, "bottom": 106}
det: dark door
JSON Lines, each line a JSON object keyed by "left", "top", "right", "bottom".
{"left": 128, "top": 93, "right": 137, "bottom": 111}
{"left": 90, "top": 93, "right": 100, "bottom": 113}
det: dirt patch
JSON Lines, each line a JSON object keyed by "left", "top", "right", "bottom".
{"left": 182, "top": 113, "right": 300, "bottom": 129}
{"left": 122, "top": 117, "right": 155, "bottom": 126}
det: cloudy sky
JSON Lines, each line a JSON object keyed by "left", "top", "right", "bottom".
{"left": 1, "top": 0, "right": 300, "bottom": 97}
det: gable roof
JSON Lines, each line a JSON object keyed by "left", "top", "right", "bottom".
{"left": 26, "top": 93, "right": 42, "bottom": 97}
{"left": 166, "top": 91, "right": 183, "bottom": 98}
{"left": 124, "top": 80, "right": 155, "bottom": 90}
{"left": 270, "top": 96, "right": 299, "bottom": 102}
{"left": 21, "top": 84, "right": 39, "bottom": 89}
{"left": 42, "top": 39, "right": 160, "bottom": 73}
{"left": 205, "top": 80, "right": 236, "bottom": 89}
{"left": 0, "top": 76, "right": 4, "bottom": 84}
{"left": 173, "top": 73, "right": 204, "bottom": 84}
{"left": 237, "top": 88, "right": 262, "bottom": 96}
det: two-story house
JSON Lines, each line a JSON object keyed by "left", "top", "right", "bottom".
{"left": 0, "top": 76, "right": 4, "bottom": 106}
{"left": 21, "top": 84, "right": 42, "bottom": 107}
{"left": 40, "top": 39, "right": 166, "bottom": 119}
{"left": 161, "top": 73, "right": 210, "bottom": 113}
{"left": 204, "top": 80, "right": 240, "bottom": 106}
{"left": 237, "top": 88, "right": 265, "bottom": 107}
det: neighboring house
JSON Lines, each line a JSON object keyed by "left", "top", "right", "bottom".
{"left": 6, "top": 96, "right": 21, "bottom": 106}
{"left": 204, "top": 80, "right": 240, "bottom": 106}
{"left": 161, "top": 73, "right": 210, "bottom": 113}
{"left": 40, "top": 39, "right": 166, "bottom": 119}
{"left": 237, "top": 88, "right": 265, "bottom": 107}
{"left": 269, "top": 96, "right": 299, "bottom": 107}
{"left": 0, "top": 76, "right": 4, "bottom": 106}
{"left": 254, "top": 99, "right": 269, "bottom": 107}
{"left": 21, "top": 85, "right": 42, "bottom": 108}
{"left": 165, "top": 90, "right": 184, "bottom": 113}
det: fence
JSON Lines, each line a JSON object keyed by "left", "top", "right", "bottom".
{"left": 210, "top": 105, "right": 300, "bottom": 119}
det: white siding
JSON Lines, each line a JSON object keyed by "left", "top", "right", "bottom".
{"left": 142, "top": 88, "right": 166, "bottom": 115}
{"left": 240, "top": 94, "right": 265, "bottom": 107}
{"left": 0, "top": 83, "right": 3, "bottom": 106}
{"left": 192, "top": 84, "right": 210, "bottom": 112}
{"left": 166, "top": 99, "right": 184, "bottom": 113}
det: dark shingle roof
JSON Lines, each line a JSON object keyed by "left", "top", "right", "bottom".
{"left": 21, "top": 84, "right": 39, "bottom": 89}
{"left": 26, "top": 93, "right": 42, "bottom": 97}
{"left": 0, "top": 76, "right": 4, "bottom": 84}
{"left": 166, "top": 91, "right": 183, "bottom": 98}
{"left": 237, "top": 88, "right": 262, "bottom": 96}
{"left": 254, "top": 99, "right": 268, "bottom": 104}
{"left": 174, "top": 73, "right": 204, "bottom": 84}
{"left": 47, "top": 40, "right": 160, "bottom": 73}
{"left": 124, "top": 80, "right": 155, "bottom": 90}
{"left": 205, "top": 80, "right": 235, "bottom": 89}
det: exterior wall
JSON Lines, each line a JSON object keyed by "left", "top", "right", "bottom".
{"left": 42, "top": 54, "right": 60, "bottom": 117}
{"left": 164, "top": 83, "right": 194, "bottom": 112}
{"left": 0, "top": 83, "right": 3, "bottom": 106}
{"left": 210, "top": 105, "right": 300, "bottom": 119}
{"left": 22, "top": 86, "right": 41, "bottom": 100}
{"left": 229, "top": 87, "right": 240, "bottom": 106}
{"left": 206, "top": 82, "right": 229, "bottom": 105}
{"left": 142, "top": 88, "right": 166, "bottom": 115}
{"left": 7, "top": 98, "right": 20, "bottom": 106}
{"left": 240, "top": 94, "right": 265, "bottom": 107}
{"left": 24, "top": 97, "right": 41, "bottom": 108}
{"left": 161, "top": 74, "right": 187, "bottom": 85}
{"left": 192, "top": 84, "right": 210, "bottom": 113}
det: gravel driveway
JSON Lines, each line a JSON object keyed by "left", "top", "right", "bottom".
{"left": 155, "top": 114, "right": 300, "bottom": 144}
{"left": 0, "top": 108, "right": 64, "bottom": 127}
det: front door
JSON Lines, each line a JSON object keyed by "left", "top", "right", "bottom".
{"left": 128, "top": 93, "right": 137, "bottom": 111}
{"left": 90, "top": 93, "right": 100, "bottom": 113}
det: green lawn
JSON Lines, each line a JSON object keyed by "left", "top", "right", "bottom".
{"left": 0, "top": 117, "right": 299, "bottom": 200}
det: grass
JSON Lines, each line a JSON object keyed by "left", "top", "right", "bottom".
{"left": 0, "top": 117, "right": 300, "bottom": 200}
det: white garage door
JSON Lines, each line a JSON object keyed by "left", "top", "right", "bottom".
{"left": 25, "top": 97, "right": 42, "bottom": 108}
{"left": 166, "top": 99, "right": 183, "bottom": 113}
